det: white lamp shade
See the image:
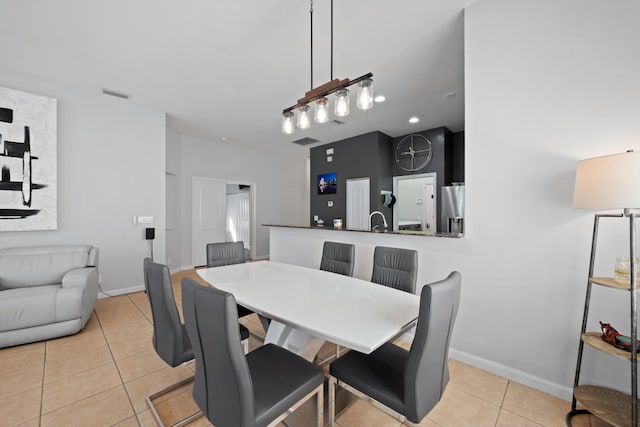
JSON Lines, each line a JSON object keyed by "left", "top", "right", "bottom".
{"left": 573, "top": 151, "right": 640, "bottom": 209}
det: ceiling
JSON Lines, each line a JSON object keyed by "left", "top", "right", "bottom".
{"left": 0, "top": 0, "right": 474, "bottom": 159}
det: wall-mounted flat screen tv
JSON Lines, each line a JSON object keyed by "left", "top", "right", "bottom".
{"left": 317, "top": 172, "right": 337, "bottom": 195}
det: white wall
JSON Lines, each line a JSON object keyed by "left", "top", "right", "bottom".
{"left": 165, "top": 126, "right": 181, "bottom": 270}
{"left": 463, "top": 0, "right": 640, "bottom": 398}
{"left": 273, "top": 0, "right": 640, "bottom": 401}
{"left": 0, "top": 69, "right": 167, "bottom": 294}
{"left": 174, "top": 135, "right": 308, "bottom": 266}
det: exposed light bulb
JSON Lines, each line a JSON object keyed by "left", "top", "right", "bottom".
{"left": 282, "top": 111, "right": 295, "bottom": 134}
{"left": 356, "top": 78, "right": 374, "bottom": 110}
{"left": 409, "top": 116, "right": 420, "bottom": 124}
{"left": 334, "top": 89, "right": 350, "bottom": 117}
{"left": 314, "top": 98, "right": 329, "bottom": 123}
{"left": 297, "top": 105, "right": 310, "bottom": 129}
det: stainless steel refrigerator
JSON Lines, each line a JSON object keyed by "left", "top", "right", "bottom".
{"left": 441, "top": 185, "right": 465, "bottom": 234}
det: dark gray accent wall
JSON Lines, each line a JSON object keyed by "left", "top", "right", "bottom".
{"left": 393, "top": 127, "right": 453, "bottom": 231}
{"left": 448, "top": 131, "right": 465, "bottom": 183}
{"left": 310, "top": 127, "right": 464, "bottom": 233}
{"left": 310, "top": 131, "right": 393, "bottom": 229}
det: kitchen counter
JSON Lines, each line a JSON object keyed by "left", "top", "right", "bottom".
{"left": 263, "top": 224, "right": 463, "bottom": 238}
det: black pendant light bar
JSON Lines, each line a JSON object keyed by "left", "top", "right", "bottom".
{"left": 281, "top": 0, "right": 374, "bottom": 134}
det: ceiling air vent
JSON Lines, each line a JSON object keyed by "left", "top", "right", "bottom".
{"left": 291, "top": 137, "right": 319, "bottom": 146}
{"left": 101, "top": 88, "right": 130, "bottom": 100}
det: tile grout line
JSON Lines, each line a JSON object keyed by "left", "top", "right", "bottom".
{"left": 493, "top": 379, "right": 511, "bottom": 427}
{"left": 95, "top": 302, "right": 140, "bottom": 426}
{"left": 39, "top": 342, "right": 46, "bottom": 427}
{"left": 38, "top": 311, "right": 127, "bottom": 425}
{"left": 115, "top": 293, "right": 153, "bottom": 424}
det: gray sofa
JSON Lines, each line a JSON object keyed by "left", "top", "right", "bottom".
{"left": 0, "top": 244, "right": 99, "bottom": 348}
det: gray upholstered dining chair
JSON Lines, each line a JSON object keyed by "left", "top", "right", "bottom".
{"left": 371, "top": 246, "right": 418, "bottom": 294}
{"left": 327, "top": 271, "right": 461, "bottom": 427}
{"left": 206, "top": 241, "right": 270, "bottom": 333}
{"left": 320, "top": 241, "right": 355, "bottom": 276}
{"left": 206, "top": 241, "right": 246, "bottom": 267}
{"left": 143, "top": 258, "right": 249, "bottom": 427}
{"left": 181, "top": 278, "right": 325, "bottom": 427}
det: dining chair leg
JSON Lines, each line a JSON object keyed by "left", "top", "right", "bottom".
{"left": 328, "top": 375, "right": 337, "bottom": 427}
{"left": 316, "top": 384, "right": 324, "bottom": 427}
{"left": 146, "top": 374, "right": 203, "bottom": 427}
{"left": 332, "top": 376, "right": 423, "bottom": 427}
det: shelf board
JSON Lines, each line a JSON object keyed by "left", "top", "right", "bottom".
{"left": 582, "top": 332, "right": 640, "bottom": 361}
{"left": 574, "top": 385, "right": 638, "bottom": 427}
{"left": 591, "top": 277, "right": 633, "bottom": 291}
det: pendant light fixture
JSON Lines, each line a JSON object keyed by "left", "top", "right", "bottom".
{"left": 282, "top": 111, "right": 295, "bottom": 134}
{"left": 281, "top": 0, "right": 374, "bottom": 133}
{"left": 334, "top": 89, "right": 350, "bottom": 117}
{"left": 356, "top": 78, "right": 374, "bottom": 110}
{"left": 297, "top": 105, "right": 311, "bottom": 129}
{"left": 315, "top": 97, "right": 329, "bottom": 123}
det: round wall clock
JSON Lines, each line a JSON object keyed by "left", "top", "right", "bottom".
{"left": 395, "top": 134, "right": 433, "bottom": 172}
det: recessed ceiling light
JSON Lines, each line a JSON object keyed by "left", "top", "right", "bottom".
{"left": 444, "top": 92, "right": 456, "bottom": 98}
{"left": 374, "top": 95, "right": 386, "bottom": 103}
{"left": 409, "top": 117, "right": 420, "bottom": 124}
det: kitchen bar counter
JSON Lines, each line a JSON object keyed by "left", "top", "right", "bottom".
{"left": 263, "top": 224, "right": 463, "bottom": 238}
{"left": 267, "top": 224, "right": 464, "bottom": 289}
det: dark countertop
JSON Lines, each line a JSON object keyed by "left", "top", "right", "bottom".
{"left": 263, "top": 224, "right": 463, "bottom": 238}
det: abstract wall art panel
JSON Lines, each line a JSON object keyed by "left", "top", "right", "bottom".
{"left": 0, "top": 86, "right": 57, "bottom": 231}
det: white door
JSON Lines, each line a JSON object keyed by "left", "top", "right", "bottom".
{"left": 192, "top": 177, "right": 226, "bottom": 267}
{"left": 346, "top": 178, "right": 370, "bottom": 230}
{"left": 423, "top": 183, "right": 436, "bottom": 231}
{"left": 226, "top": 191, "right": 251, "bottom": 250}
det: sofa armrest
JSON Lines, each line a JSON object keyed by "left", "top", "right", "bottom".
{"left": 62, "top": 267, "right": 96, "bottom": 288}
{"left": 62, "top": 267, "right": 99, "bottom": 326}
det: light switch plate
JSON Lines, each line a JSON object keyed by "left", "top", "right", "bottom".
{"left": 328, "top": 201, "right": 333, "bottom": 207}
{"left": 327, "top": 156, "right": 333, "bottom": 162}
{"left": 314, "top": 215, "right": 319, "bottom": 221}
{"left": 326, "top": 148, "right": 334, "bottom": 155}
{"left": 135, "top": 216, "right": 154, "bottom": 224}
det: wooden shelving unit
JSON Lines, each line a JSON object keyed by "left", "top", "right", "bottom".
{"left": 567, "top": 214, "right": 639, "bottom": 427}
{"left": 574, "top": 385, "right": 639, "bottom": 427}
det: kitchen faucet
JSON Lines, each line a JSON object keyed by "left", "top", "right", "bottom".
{"left": 369, "top": 211, "right": 388, "bottom": 231}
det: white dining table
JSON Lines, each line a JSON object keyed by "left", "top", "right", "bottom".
{"left": 197, "top": 260, "right": 420, "bottom": 361}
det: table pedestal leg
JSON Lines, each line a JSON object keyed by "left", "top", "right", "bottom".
{"left": 265, "top": 320, "right": 326, "bottom": 362}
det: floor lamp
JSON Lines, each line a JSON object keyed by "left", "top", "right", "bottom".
{"left": 568, "top": 150, "right": 640, "bottom": 427}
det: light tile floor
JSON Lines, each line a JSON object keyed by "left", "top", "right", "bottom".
{"left": 0, "top": 269, "right": 612, "bottom": 427}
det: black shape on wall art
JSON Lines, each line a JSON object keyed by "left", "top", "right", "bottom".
{"left": 0, "top": 87, "right": 57, "bottom": 230}
{"left": 0, "top": 107, "right": 14, "bottom": 123}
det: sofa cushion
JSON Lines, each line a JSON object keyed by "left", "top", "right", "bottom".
{"left": 0, "top": 285, "right": 65, "bottom": 332}
{"left": 0, "top": 245, "right": 93, "bottom": 288}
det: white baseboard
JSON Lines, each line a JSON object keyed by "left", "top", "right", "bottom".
{"left": 398, "top": 328, "right": 572, "bottom": 401}
{"left": 169, "top": 265, "right": 195, "bottom": 275}
{"left": 98, "top": 284, "right": 145, "bottom": 298}
{"left": 448, "top": 348, "right": 573, "bottom": 402}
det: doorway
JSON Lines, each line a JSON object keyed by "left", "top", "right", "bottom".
{"left": 191, "top": 177, "right": 256, "bottom": 267}
{"left": 392, "top": 173, "right": 437, "bottom": 233}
